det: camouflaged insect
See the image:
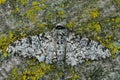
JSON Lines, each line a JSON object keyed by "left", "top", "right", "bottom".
{"left": 0, "top": 23, "right": 111, "bottom": 79}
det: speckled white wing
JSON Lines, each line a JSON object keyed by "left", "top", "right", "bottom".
{"left": 7, "top": 32, "right": 51, "bottom": 59}
{"left": 0, "top": 32, "right": 51, "bottom": 79}
{"left": 66, "top": 33, "right": 111, "bottom": 66}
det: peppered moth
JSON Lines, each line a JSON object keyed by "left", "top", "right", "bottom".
{"left": 0, "top": 23, "right": 111, "bottom": 79}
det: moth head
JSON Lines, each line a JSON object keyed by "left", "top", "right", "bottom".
{"left": 55, "top": 23, "right": 66, "bottom": 30}
{"left": 51, "top": 22, "right": 69, "bottom": 37}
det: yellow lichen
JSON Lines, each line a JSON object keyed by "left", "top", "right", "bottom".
{"left": 0, "top": 31, "right": 17, "bottom": 57}
{"left": 70, "top": 67, "right": 80, "bottom": 80}
{"left": 66, "top": 21, "right": 76, "bottom": 28}
{"left": 26, "top": 9, "right": 37, "bottom": 21}
{"left": 21, "top": 63, "right": 51, "bottom": 79}
{"left": 8, "top": 59, "right": 52, "bottom": 80}
{"left": 115, "top": 17, "right": 120, "bottom": 23}
{"left": 0, "top": 0, "right": 6, "bottom": 4}
{"left": 87, "top": 22, "right": 101, "bottom": 33}
{"left": 91, "top": 9, "right": 99, "bottom": 18}
{"left": 57, "top": 11, "right": 64, "bottom": 15}
{"left": 32, "top": 1, "right": 40, "bottom": 6}
{"left": 112, "top": 46, "right": 120, "bottom": 57}
{"left": 21, "top": 0, "right": 27, "bottom": 5}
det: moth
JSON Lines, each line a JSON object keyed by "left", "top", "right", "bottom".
{"left": 0, "top": 23, "right": 111, "bottom": 79}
